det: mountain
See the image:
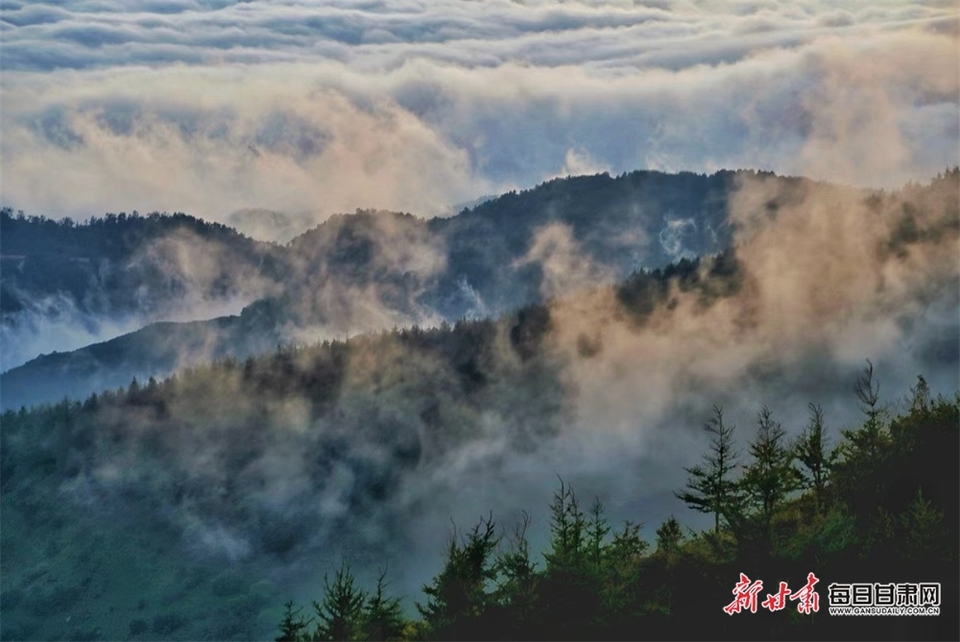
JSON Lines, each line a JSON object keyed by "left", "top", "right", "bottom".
{"left": 2, "top": 169, "right": 747, "bottom": 410}
{"left": 0, "top": 209, "right": 284, "bottom": 370}
{"left": 0, "top": 209, "right": 282, "bottom": 318}
{"left": 0, "top": 168, "right": 957, "bottom": 641}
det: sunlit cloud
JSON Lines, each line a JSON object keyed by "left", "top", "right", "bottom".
{"left": 0, "top": 1, "right": 956, "bottom": 230}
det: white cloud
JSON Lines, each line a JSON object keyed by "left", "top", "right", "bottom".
{"left": 0, "top": 1, "right": 956, "bottom": 229}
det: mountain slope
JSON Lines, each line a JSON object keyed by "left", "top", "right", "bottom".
{"left": 2, "top": 169, "right": 747, "bottom": 409}
{"left": 3, "top": 168, "right": 955, "bottom": 413}
{"left": 0, "top": 169, "right": 957, "bottom": 641}
{"left": 0, "top": 209, "right": 283, "bottom": 370}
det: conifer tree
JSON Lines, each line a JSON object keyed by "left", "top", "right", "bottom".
{"left": 363, "top": 567, "right": 405, "bottom": 641}
{"left": 899, "top": 488, "right": 945, "bottom": 562}
{"left": 495, "top": 512, "right": 539, "bottom": 635}
{"left": 311, "top": 562, "right": 366, "bottom": 641}
{"left": 742, "top": 406, "right": 796, "bottom": 527}
{"left": 676, "top": 406, "right": 740, "bottom": 535}
{"left": 588, "top": 497, "right": 611, "bottom": 571}
{"left": 835, "top": 360, "right": 893, "bottom": 506}
{"left": 544, "top": 478, "right": 587, "bottom": 570}
{"left": 795, "top": 403, "right": 833, "bottom": 514}
{"left": 654, "top": 516, "right": 683, "bottom": 556}
{"left": 541, "top": 480, "right": 595, "bottom": 635}
{"left": 417, "top": 515, "right": 499, "bottom": 639}
{"left": 601, "top": 520, "right": 647, "bottom": 624}
{"left": 848, "top": 359, "right": 887, "bottom": 461}
{"left": 276, "top": 601, "right": 310, "bottom": 642}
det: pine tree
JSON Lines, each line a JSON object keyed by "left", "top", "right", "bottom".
{"left": 676, "top": 406, "right": 741, "bottom": 535}
{"left": 834, "top": 360, "right": 893, "bottom": 507}
{"left": 540, "top": 480, "right": 595, "bottom": 635}
{"left": 654, "top": 516, "right": 683, "bottom": 556}
{"left": 795, "top": 403, "right": 833, "bottom": 514}
{"left": 844, "top": 359, "right": 888, "bottom": 461}
{"left": 601, "top": 520, "right": 647, "bottom": 624}
{"left": 363, "top": 567, "right": 405, "bottom": 641}
{"left": 276, "top": 601, "right": 310, "bottom": 642}
{"left": 588, "top": 497, "right": 611, "bottom": 571}
{"left": 544, "top": 478, "right": 587, "bottom": 570}
{"left": 417, "top": 515, "right": 499, "bottom": 639}
{"left": 311, "top": 562, "right": 366, "bottom": 641}
{"left": 899, "top": 488, "right": 945, "bottom": 562}
{"left": 742, "top": 406, "right": 796, "bottom": 526}
{"left": 495, "top": 511, "right": 539, "bottom": 636}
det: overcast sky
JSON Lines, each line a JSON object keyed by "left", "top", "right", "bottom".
{"left": 1, "top": 0, "right": 957, "bottom": 229}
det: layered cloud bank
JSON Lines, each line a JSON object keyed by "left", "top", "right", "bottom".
{"left": 1, "top": 1, "right": 957, "bottom": 231}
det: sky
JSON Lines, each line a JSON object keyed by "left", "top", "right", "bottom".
{"left": 0, "top": 0, "right": 958, "bottom": 234}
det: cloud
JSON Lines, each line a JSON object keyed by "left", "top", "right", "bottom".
{"left": 531, "top": 172, "right": 960, "bottom": 543}
{"left": 0, "top": 1, "right": 955, "bottom": 231}
{"left": 515, "top": 222, "right": 615, "bottom": 299}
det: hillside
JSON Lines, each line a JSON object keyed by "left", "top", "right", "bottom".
{"left": 0, "top": 168, "right": 957, "bottom": 640}
{"left": 0, "top": 209, "right": 284, "bottom": 370}
{"left": 2, "top": 169, "right": 747, "bottom": 409}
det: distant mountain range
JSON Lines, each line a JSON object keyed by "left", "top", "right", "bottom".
{"left": 2, "top": 169, "right": 753, "bottom": 409}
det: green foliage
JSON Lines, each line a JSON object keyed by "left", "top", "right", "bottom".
{"left": 363, "top": 568, "right": 406, "bottom": 642}
{"left": 494, "top": 512, "right": 539, "bottom": 634}
{"left": 600, "top": 520, "right": 647, "bottom": 622}
{"left": 676, "top": 406, "right": 741, "bottom": 534}
{"left": 836, "top": 360, "right": 890, "bottom": 473}
{"left": 899, "top": 488, "right": 947, "bottom": 563}
{"left": 793, "top": 403, "right": 833, "bottom": 514}
{"left": 276, "top": 601, "right": 310, "bottom": 642}
{"left": 417, "top": 515, "right": 500, "bottom": 640}
{"left": 654, "top": 516, "right": 683, "bottom": 556}
{"left": 741, "top": 406, "right": 797, "bottom": 534}
{"left": 278, "top": 384, "right": 958, "bottom": 639}
{"left": 587, "top": 497, "right": 611, "bottom": 571}
{"left": 311, "top": 562, "right": 367, "bottom": 641}
{"left": 543, "top": 478, "right": 587, "bottom": 572}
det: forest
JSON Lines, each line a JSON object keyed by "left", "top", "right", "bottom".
{"left": 0, "top": 168, "right": 957, "bottom": 641}
{"left": 2, "top": 168, "right": 740, "bottom": 404}
{"left": 271, "top": 369, "right": 958, "bottom": 641}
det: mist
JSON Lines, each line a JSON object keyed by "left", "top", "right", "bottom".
{"left": 4, "top": 171, "right": 954, "bottom": 641}
{"left": 1, "top": 2, "right": 958, "bottom": 640}
{"left": 0, "top": 212, "right": 278, "bottom": 370}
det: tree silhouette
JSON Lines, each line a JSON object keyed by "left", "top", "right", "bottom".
{"left": 794, "top": 403, "right": 832, "bottom": 514}
{"left": 676, "top": 406, "right": 740, "bottom": 535}
{"left": 417, "top": 514, "right": 499, "bottom": 640}
{"left": 311, "top": 562, "right": 366, "bottom": 641}
{"left": 654, "top": 516, "right": 683, "bottom": 556}
{"left": 363, "top": 567, "right": 406, "bottom": 641}
{"left": 276, "top": 601, "right": 310, "bottom": 642}
{"left": 741, "top": 406, "right": 796, "bottom": 528}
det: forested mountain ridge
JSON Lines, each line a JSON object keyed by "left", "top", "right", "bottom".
{"left": 0, "top": 208, "right": 285, "bottom": 373}
{"left": 4, "top": 167, "right": 956, "bottom": 411}
{"left": 0, "top": 250, "right": 753, "bottom": 641}
{"left": 1, "top": 169, "right": 736, "bottom": 332}
{"left": 0, "top": 168, "right": 957, "bottom": 641}
{"left": 1, "top": 168, "right": 746, "bottom": 407}
{"left": 0, "top": 208, "right": 282, "bottom": 318}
